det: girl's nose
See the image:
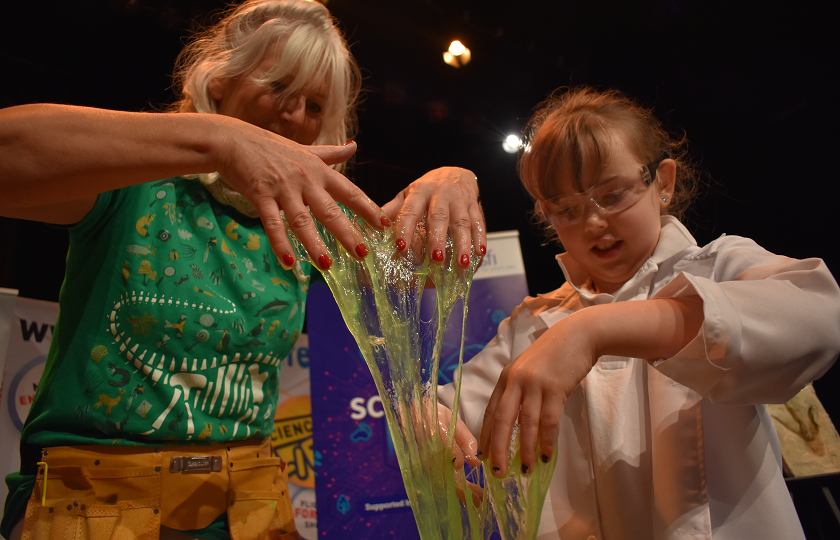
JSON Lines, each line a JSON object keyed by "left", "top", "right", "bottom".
{"left": 279, "top": 95, "right": 306, "bottom": 126}
{"left": 582, "top": 199, "right": 609, "bottom": 229}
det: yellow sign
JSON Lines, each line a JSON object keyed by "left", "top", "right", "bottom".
{"left": 272, "top": 395, "right": 315, "bottom": 488}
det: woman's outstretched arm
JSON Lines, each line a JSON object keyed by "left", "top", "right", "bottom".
{"left": 0, "top": 103, "right": 378, "bottom": 262}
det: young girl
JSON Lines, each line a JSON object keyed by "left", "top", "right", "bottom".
{"left": 440, "top": 87, "right": 840, "bottom": 539}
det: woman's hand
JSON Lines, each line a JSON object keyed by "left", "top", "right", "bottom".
{"left": 382, "top": 167, "right": 485, "bottom": 268}
{"left": 478, "top": 313, "right": 598, "bottom": 478}
{"left": 215, "top": 123, "right": 383, "bottom": 270}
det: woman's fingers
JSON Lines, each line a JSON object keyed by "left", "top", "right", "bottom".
{"left": 302, "top": 180, "right": 374, "bottom": 261}
{"left": 384, "top": 167, "right": 484, "bottom": 265}
{"left": 306, "top": 141, "right": 357, "bottom": 167}
{"left": 279, "top": 199, "right": 335, "bottom": 270}
{"left": 469, "top": 199, "right": 486, "bottom": 258}
{"left": 314, "top": 155, "right": 385, "bottom": 234}
{"left": 424, "top": 189, "right": 450, "bottom": 266}
{"left": 446, "top": 192, "right": 476, "bottom": 269}
{"left": 293, "top": 149, "right": 381, "bottom": 264}
{"left": 255, "top": 199, "right": 297, "bottom": 270}
{"left": 386, "top": 188, "right": 422, "bottom": 255}
{"left": 220, "top": 132, "right": 384, "bottom": 267}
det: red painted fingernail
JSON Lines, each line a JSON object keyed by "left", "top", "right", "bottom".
{"left": 396, "top": 238, "right": 406, "bottom": 251}
{"left": 479, "top": 245, "right": 486, "bottom": 255}
{"left": 355, "top": 243, "right": 369, "bottom": 258}
{"left": 282, "top": 253, "right": 295, "bottom": 267}
{"left": 432, "top": 249, "right": 444, "bottom": 262}
{"left": 318, "top": 254, "right": 332, "bottom": 270}
{"left": 380, "top": 216, "right": 391, "bottom": 228}
{"left": 521, "top": 464, "right": 529, "bottom": 475}
{"left": 460, "top": 254, "right": 470, "bottom": 267}
{"left": 343, "top": 140, "right": 355, "bottom": 146}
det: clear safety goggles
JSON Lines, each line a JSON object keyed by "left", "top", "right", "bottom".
{"left": 536, "top": 155, "right": 668, "bottom": 228}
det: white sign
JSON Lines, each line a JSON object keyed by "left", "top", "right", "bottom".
{"left": 0, "top": 296, "right": 59, "bottom": 505}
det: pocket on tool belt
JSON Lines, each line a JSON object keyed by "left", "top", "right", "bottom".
{"left": 227, "top": 457, "right": 282, "bottom": 491}
{"left": 24, "top": 497, "right": 160, "bottom": 540}
{"left": 35, "top": 465, "right": 159, "bottom": 507}
{"left": 226, "top": 457, "right": 295, "bottom": 540}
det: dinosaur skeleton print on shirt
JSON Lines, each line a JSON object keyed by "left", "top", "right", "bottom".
{"left": 74, "top": 178, "right": 308, "bottom": 444}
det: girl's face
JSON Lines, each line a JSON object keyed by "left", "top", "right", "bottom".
{"left": 550, "top": 134, "right": 675, "bottom": 295}
{"left": 210, "top": 54, "right": 327, "bottom": 145}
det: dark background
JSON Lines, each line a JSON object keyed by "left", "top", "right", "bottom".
{"left": 0, "top": 1, "right": 838, "bottom": 527}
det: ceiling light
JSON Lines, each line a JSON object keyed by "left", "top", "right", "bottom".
{"left": 449, "top": 40, "right": 466, "bottom": 56}
{"left": 443, "top": 40, "right": 471, "bottom": 67}
{"left": 502, "top": 134, "right": 521, "bottom": 153}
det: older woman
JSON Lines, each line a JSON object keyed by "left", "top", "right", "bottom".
{"left": 0, "top": 1, "right": 483, "bottom": 539}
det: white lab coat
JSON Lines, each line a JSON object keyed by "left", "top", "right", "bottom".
{"left": 439, "top": 216, "right": 840, "bottom": 540}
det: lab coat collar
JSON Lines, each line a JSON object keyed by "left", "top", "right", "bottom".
{"left": 555, "top": 216, "right": 697, "bottom": 305}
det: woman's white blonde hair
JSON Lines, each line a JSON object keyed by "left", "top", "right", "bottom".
{"left": 172, "top": 0, "right": 360, "bottom": 148}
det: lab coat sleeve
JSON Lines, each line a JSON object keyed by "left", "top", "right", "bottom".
{"left": 653, "top": 235, "right": 840, "bottom": 405}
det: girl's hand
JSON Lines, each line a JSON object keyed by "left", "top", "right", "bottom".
{"left": 438, "top": 403, "right": 481, "bottom": 469}
{"left": 438, "top": 404, "right": 484, "bottom": 506}
{"left": 478, "top": 314, "right": 598, "bottom": 477}
{"left": 382, "top": 167, "right": 485, "bottom": 267}
{"left": 478, "top": 297, "right": 703, "bottom": 477}
{"left": 216, "top": 125, "right": 383, "bottom": 269}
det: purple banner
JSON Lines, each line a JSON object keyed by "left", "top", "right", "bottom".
{"left": 308, "top": 232, "right": 529, "bottom": 538}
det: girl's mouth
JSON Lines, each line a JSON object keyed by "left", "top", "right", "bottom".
{"left": 591, "top": 240, "right": 622, "bottom": 259}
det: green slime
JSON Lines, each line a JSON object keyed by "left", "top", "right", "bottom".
{"left": 287, "top": 208, "right": 557, "bottom": 540}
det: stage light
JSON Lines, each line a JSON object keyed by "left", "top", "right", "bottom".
{"left": 502, "top": 134, "right": 521, "bottom": 153}
{"left": 443, "top": 40, "right": 471, "bottom": 67}
{"left": 449, "top": 40, "right": 466, "bottom": 56}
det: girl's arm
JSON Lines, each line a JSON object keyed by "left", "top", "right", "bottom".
{"left": 0, "top": 103, "right": 377, "bottom": 262}
{"left": 478, "top": 296, "right": 703, "bottom": 477}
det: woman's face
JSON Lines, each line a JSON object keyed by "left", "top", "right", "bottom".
{"left": 549, "top": 134, "right": 674, "bottom": 295}
{"left": 210, "top": 54, "right": 327, "bottom": 145}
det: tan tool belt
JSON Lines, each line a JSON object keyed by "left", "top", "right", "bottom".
{"left": 21, "top": 439, "right": 300, "bottom": 540}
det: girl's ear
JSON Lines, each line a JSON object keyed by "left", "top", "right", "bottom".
{"left": 658, "top": 158, "right": 677, "bottom": 208}
{"left": 208, "top": 77, "right": 226, "bottom": 102}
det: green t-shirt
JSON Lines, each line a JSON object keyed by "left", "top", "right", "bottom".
{"left": 24, "top": 178, "right": 310, "bottom": 447}
{"left": 3, "top": 178, "right": 317, "bottom": 538}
